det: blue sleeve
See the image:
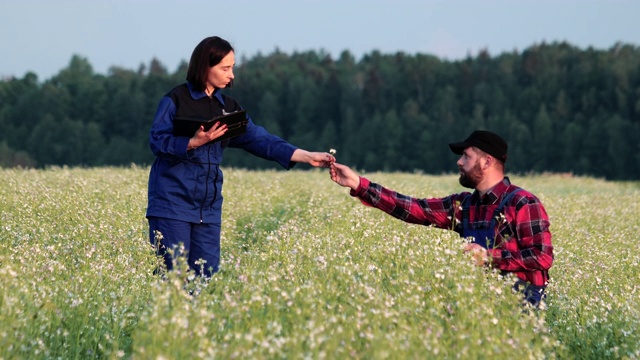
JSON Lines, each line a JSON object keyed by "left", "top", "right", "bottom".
{"left": 227, "top": 113, "right": 298, "bottom": 169}
{"left": 149, "top": 96, "right": 191, "bottom": 159}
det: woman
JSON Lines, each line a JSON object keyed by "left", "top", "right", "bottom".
{"left": 146, "top": 36, "right": 334, "bottom": 277}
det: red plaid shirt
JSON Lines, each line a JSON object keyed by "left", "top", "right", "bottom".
{"left": 351, "top": 177, "right": 553, "bottom": 287}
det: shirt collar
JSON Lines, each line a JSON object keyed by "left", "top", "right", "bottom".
{"left": 186, "top": 82, "right": 226, "bottom": 107}
{"left": 474, "top": 177, "right": 511, "bottom": 204}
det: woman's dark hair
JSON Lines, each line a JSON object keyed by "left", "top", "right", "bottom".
{"left": 186, "top": 36, "right": 234, "bottom": 91}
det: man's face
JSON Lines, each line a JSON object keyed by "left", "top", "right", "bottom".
{"left": 457, "top": 147, "right": 483, "bottom": 189}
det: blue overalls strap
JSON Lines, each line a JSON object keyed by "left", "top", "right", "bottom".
{"left": 488, "top": 188, "right": 523, "bottom": 229}
{"left": 461, "top": 188, "right": 523, "bottom": 248}
{"left": 461, "top": 194, "right": 472, "bottom": 235}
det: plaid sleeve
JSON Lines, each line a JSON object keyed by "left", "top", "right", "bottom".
{"left": 489, "top": 195, "right": 554, "bottom": 273}
{"left": 351, "top": 177, "right": 460, "bottom": 229}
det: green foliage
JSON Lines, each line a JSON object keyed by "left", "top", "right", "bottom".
{"left": 0, "top": 167, "right": 639, "bottom": 358}
{"left": 1, "top": 42, "right": 640, "bottom": 179}
{"left": 0, "top": 167, "right": 154, "bottom": 358}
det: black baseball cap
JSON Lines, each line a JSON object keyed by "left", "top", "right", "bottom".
{"left": 449, "top": 130, "right": 508, "bottom": 162}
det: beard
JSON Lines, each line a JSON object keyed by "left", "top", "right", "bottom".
{"left": 458, "top": 161, "right": 483, "bottom": 189}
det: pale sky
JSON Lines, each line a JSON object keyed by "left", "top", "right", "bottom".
{"left": 2, "top": 0, "right": 639, "bottom": 80}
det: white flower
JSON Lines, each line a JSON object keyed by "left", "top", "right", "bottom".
{"left": 329, "top": 148, "right": 337, "bottom": 155}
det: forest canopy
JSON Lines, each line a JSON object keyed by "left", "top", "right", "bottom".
{"left": 1, "top": 41, "right": 638, "bottom": 180}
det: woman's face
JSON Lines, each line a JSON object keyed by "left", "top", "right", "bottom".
{"left": 206, "top": 51, "right": 235, "bottom": 91}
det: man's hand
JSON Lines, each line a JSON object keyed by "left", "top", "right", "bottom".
{"left": 330, "top": 162, "right": 360, "bottom": 190}
{"left": 463, "top": 243, "right": 489, "bottom": 266}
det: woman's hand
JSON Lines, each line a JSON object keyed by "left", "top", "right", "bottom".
{"left": 291, "top": 149, "right": 335, "bottom": 168}
{"left": 187, "top": 122, "right": 228, "bottom": 150}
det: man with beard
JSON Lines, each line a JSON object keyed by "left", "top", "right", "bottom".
{"left": 329, "top": 130, "right": 553, "bottom": 307}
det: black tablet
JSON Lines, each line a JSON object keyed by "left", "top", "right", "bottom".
{"left": 173, "top": 110, "right": 248, "bottom": 142}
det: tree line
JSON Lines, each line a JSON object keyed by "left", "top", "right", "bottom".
{"left": 1, "top": 41, "right": 638, "bottom": 180}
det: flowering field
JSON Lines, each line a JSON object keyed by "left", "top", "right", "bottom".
{"left": 0, "top": 166, "right": 638, "bottom": 359}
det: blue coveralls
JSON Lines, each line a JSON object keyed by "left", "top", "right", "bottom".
{"left": 146, "top": 83, "right": 297, "bottom": 277}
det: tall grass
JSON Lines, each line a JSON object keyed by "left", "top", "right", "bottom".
{"left": 0, "top": 167, "right": 638, "bottom": 359}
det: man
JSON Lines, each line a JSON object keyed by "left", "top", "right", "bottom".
{"left": 330, "top": 130, "right": 553, "bottom": 307}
